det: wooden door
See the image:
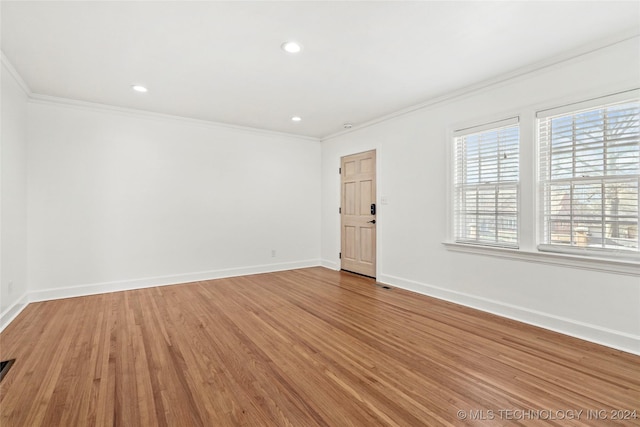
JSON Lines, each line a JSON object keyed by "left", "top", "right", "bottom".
{"left": 341, "top": 150, "right": 376, "bottom": 277}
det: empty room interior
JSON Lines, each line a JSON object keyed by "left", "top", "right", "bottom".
{"left": 1, "top": 1, "right": 640, "bottom": 426}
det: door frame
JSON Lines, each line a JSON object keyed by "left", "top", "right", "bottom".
{"left": 339, "top": 148, "right": 379, "bottom": 279}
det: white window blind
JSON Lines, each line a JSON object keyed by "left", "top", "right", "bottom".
{"left": 453, "top": 118, "right": 519, "bottom": 247}
{"left": 537, "top": 91, "right": 640, "bottom": 256}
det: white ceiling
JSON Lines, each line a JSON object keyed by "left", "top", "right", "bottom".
{"left": 2, "top": 1, "right": 639, "bottom": 138}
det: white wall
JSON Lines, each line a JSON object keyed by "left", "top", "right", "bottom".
{"left": 27, "top": 100, "right": 321, "bottom": 300}
{"left": 1, "top": 59, "right": 29, "bottom": 325}
{"left": 321, "top": 38, "right": 640, "bottom": 354}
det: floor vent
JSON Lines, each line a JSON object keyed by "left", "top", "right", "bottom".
{"left": 0, "top": 359, "right": 15, "bottom": 383}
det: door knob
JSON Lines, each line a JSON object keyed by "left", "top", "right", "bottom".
{"left": 368, "top": 220, "right": 376, "bottom": 224}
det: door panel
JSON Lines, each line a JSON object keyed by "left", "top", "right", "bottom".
{"left": 344, "top": 182, "right": 356, "bottom": 215}
{"left": 341, "top": 150, "right": 376, "bottom": 278}
{"left": 360, "top": 228, "right": 373, "bottom": 263}
{"left": 344, "top": 226, "right": 356, "bottom": 260}
{"left": 359, "top": 180, "right": 372, "bottom": 214}
{"left": 360, "top": 158, "right": 374, "bottom": 173}
{"left": 344, "top": 160, "right": 357, "bottom": 177}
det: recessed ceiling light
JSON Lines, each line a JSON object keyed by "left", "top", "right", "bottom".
{"left": 131, "top": 85, "right": 148, "bottom": 93}
{"left": 281, "top": 41, "right": 302, "bottom": 54}
{"left": 291, "top": 116, "right": 302, "bottom": 122}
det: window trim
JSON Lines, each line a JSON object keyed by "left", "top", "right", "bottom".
{"left": 453, "top": 116, "right": 519, "bottom": 137}
{"left": 536, "top": 89, "right": 639, "bottom": 119}
{"left": 443, "top": 242, "right": 640, "bottom": 276}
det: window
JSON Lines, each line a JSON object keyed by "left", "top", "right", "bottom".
{"left": 453, "top": 118, "right": 520, "bottom": 248}
{"left": 537, "top": 91, "right": 640, "bottom": 256}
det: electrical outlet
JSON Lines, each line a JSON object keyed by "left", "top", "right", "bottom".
{"left": 271, "top": 249, "right": 276, "bottom": 257}
{"left": 8, "top": 281, "right": 13, "bottom": 295}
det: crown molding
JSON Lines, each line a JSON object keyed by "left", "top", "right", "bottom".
{"left": 1, "top": 50, "right": 318, "bottom": 142}
{"left": 4, "top": 29, "right": 638, "bottom": 143}
{"left": 28, "top": 94, "right": 320, "bottom": 142}
{"left": 1, "top": 51, "right": 32, "bottom": 96}
{"left": 321, "top": 29, "right": 640, "bottom": 142}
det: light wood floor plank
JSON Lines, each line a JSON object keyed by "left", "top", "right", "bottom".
{"left": 1, "top": 267, "right": 638, "bottom": 426}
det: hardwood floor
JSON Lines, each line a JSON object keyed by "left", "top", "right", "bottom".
{"left": 1, "top": 267, "right": 638, "bottom": 426}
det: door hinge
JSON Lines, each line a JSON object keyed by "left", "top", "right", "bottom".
{"left": 339, "top": 252, "right": 341, "bottom": 259}
{"left": 338, "top": 167, "right": 341, "bottom": 174}
{"left": 338, "top": 207, "right": 341, "bottom": 214}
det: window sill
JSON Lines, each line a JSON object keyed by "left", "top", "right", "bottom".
{"left": 443, "top": 242, "right": 640, "bottom": 276}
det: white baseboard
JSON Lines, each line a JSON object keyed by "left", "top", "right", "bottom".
{"left": 2, "top": 260, "right": 321, "bottom": 332}
{"left": 6, "top": 262, "right": 637, "bottom": 355}
{"left": 0, "top": 292, "right": 30, "bottom": 332}
{"left": 320, "top": 259, "right": 339, "bottom": 270}
{"left": 378, "top": 273, "right": 640, "bottom": 356}
{"left": 27, "top": 259, "right": 321, "bottom": 303}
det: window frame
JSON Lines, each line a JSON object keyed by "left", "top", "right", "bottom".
{"left": 535, "top": 90, "right": 640, "bottom": 260}
{"left": 452, "top": 117, "right": 521, "bottom": 249}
